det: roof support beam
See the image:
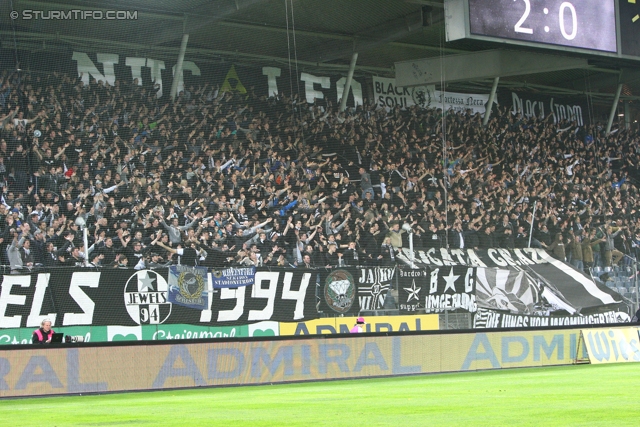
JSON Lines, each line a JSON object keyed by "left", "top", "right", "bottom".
{"left": 607, "top": 83, "right": 624, "bottom": 134}
{"left": 170, "top": 34, "right": 189, "bottom": 100}
{"left": 340, "top": 52, "right": 358, "bottom": 112}
{"left": 482, "top": 77, "right": 499, "bottom": 126}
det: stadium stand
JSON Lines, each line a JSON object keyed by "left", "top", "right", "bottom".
{"left": 0, "top": 66, "right": 638, "bottom": 277}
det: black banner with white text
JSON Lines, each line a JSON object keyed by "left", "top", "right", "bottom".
{"left": 398, "top": 266, "right": 476, "bottom": 314}
{"left": 499, "top": 90, "right": 591, "bottom": 126}
{"left": 0, "top": 267, "right": 317, "bottom": 328}
{"left": 473, "top": 307, "right": 631, "bottom": 329}
{"left": 0, "top": 49, "right": 364, "bottom": 108}
{"left": 357, "top": 267, "right": 395, "bottom": 311}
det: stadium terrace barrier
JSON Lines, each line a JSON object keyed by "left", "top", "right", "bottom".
{"left": 0, "top": 327, "right": 600, "bottom": 398}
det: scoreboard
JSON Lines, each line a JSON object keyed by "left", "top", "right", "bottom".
{"left": 445, "top": 0, "right": 640, "bottom": 59}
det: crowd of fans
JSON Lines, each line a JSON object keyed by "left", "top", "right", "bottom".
{"left": 0, "top": 67, "right": 639, "bottom": 274}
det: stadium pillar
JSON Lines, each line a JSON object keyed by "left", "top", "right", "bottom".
{"left": 482, "top": 77, "right": 499, "bottom": 127}
{"left": 528, "top": 201, "right": 537, "bottom": 248}
{"left": 170, "top": 34, "right": 190, "bottom": 101}
{"left": 634, "top": 256, "right": 639, "bottom": 314}
{"left": 402, "top": 223, "right": 415, "bottom": 268}
{"left": 606, "top": 83, "right": 623, "bottom": 134}
{"left": 339, "top": 52, "right": 358, "bottom": 112}
{"left": 83, "top": 227, "right": 89, "bottom": 267}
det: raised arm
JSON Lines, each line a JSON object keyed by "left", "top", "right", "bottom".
{"left": 152, "top": 238, "right": 177, "bottom": 255}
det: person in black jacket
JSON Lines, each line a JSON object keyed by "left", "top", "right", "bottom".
{"left": 448, "top": 222, "right": 466, "bottom": 249}
{"left": 43, "top": 241, "right": 58, "bottom": 267}
{"left": 423, "top": 223, "right": 443, "bottom": 249}
{"left": 514, "top": 226, "right": 529, "bottom": 248}
{"left": 96, "top": 237, "right": 117, "bottom": 266}
{"left": 200, "top": 244, "right": 236, "bottom": 268}
{"left": 63, "top": 246, "right": 84, "bottom": 266}
{"left": 304, "top": 244, "right": 324, "bottom": 267}
{"left": 56, "top": 230, "right": 75, "bottom": 255}
{"left": 534, "top": 223, "right": 552, "bottom": 247}
{"left": 499, "top": 227, "right": 516, "bottom": 249}
{"left": 340, "top": 241, "right": 361, "bottom": 266}
{"left": 121, "top": 239, "right": 145, "bottom": 266}
{"left": 152, "top": 238, "right": 201, "bottom": 266}
{"left": 323, "top": 244, "right": 340, "bottom": 267}
{"left": 31, "top": 230, "right": 47, "bottom": 265}
{"left": 478, "top": 226, "right": 495, "bottom": 249}
{"left": 464, "top": 223, "right": 480, "bottom": 250}
{"left": 360, "top": 225, "right": 381, "bottom": 265}
{"left": 380, "top": 236, "right": 398, "bottom": 266}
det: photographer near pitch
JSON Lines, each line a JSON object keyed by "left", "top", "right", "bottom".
{"left": 32, "top": 318, "right": 55, "bottom": 344}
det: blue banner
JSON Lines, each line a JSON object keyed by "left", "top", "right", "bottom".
{"left": 211, "top": 267, "right": 256, "bottom": 288}
{"left": 168, "top": 265, "right": 209, "bottom": 310}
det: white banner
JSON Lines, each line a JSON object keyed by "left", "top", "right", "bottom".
{"left": 372, "top": 76, "right": 488, "bottom": 115}
{"left": 438, "top": 90, "right": 489, "bottom": 115}
{"left": 373, "top": 76, "right": 435, "bottom": 110}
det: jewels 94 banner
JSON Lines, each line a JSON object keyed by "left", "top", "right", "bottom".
{"left": 0, "top": 267, "right": 318, "bottom": 329}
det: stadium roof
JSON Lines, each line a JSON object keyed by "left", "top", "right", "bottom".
{"left": 1, "top": 0, "right": 640, "bottom": 106}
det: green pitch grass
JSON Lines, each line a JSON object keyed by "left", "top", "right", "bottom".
{"left": 1, "top": 364, "right": 638, "bottom": 427}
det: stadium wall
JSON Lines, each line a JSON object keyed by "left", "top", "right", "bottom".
{"left": 0, "top": 327, "right": 593, "bottom": 398}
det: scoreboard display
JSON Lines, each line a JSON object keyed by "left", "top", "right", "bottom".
{"left": 620, "top": 0, "right": 640, "bottom": 57}
{"left": 445, "top": 0, "right": 640, "bottom": 60}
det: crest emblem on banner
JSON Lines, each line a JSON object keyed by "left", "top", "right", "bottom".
{"left": 168, "top": 266, "right": 209, "bottom": 310}
{"left": 411, "top": 86, "right": 432, "bottom": 109}
{"left": 124, "top": 270, "right": 171, "bottom": 325}
{"left": 177, "top": 271, "right": 205, "bottom": 301}
{"left": 324, "top": 270, "right": 356, "bottom": 314}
